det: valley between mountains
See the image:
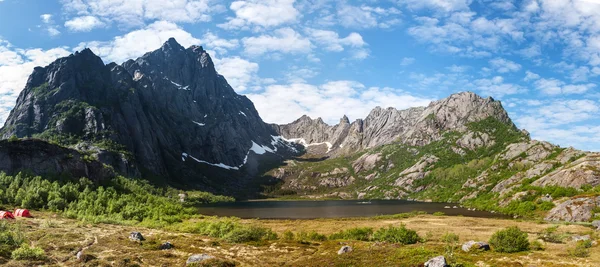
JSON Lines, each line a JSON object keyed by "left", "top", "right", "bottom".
{"left": 1, "top": 38, "right": 600, "bottom": 266}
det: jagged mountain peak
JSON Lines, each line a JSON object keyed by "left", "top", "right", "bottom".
{"left": 274, "top": 91, "right": 518, "bottom": 155}
{"left": 1, "top": 39, "right": 297, "bottom": 191}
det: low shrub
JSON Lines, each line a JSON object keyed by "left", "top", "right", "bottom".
{"left": 223, "top": 226, "right": 277, "bottom": 243}
{"left": 187, "top": 258, "right": 237, "bottom": 267}
{"left": 0, "top": 221, "right": 25, "bottom": 258}
{"left": 329, "top": 227, "right": 373, "bottom": 241}
{"left": 531, "top": 240, "right": 545, "bottom": 251}
{"left": 11, "top": 244, "right": 46, "bottom": 261}
{"left": 538, "top": 226, "right": 564, "bottom": 243}
{"left": 297, "top": 231, "right": 327, "bottom": 242}
{"left": 282, "top": 230, "right": 294, "bottom": 241}
{"left": 489, "top": 226, "right": 530, "bottom": 253}
{"left": 373, "top": 225, "right": 421, "bottom": 244}
{"left": 433, "top": 212, "right": 445, "bottom": 216}
{"left": 569, "top": 240, "right": 592, "bottom": 258}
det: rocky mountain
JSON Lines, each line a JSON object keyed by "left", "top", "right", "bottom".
{"left": 273, "top": 92, "right": 515, "bottom": 156}
{"left": 0, "top": 38, "right": 297, "bottom": 191}
{"left": 266, "top": 93, "right": 600, "bottom": 222}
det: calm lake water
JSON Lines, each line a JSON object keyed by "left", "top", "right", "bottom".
{"left": 196, "top": 200, "right": 505, "bottom": 219}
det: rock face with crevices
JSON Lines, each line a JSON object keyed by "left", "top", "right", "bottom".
{"left": 545, "top": 196, "right": 600, "bottom": 222}
{"left": 273, "top": 92, "right": 514, "bottom": 156}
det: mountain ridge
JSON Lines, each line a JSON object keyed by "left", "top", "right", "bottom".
{"left": 273, "top": 91, "right": 517, "bottom": 156}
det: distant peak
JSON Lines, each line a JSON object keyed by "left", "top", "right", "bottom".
{"left": 73, "top": 48, "right": 98, "bottom": 58}
{"left": 161, "top": 37, "right": 184, "bottom": 51}
{"left": 340, "top": 115, "right": 350, "bottom": 124}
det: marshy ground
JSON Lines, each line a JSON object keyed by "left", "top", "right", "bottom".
{"left": 1, "top": 212, "right": 599, "bottom": 266}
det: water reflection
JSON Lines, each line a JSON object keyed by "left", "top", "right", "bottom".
{"left": 196, "top": 200, "right": 505, "bottom": 219}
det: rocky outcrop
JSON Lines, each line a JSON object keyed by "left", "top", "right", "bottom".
{"left": 462, "top": 241, "right": 490, "bottom": 252}
{"left": 274, "top": 92, "right": 516, "bottom": 155}
{"left": 0, "top": 38, "right": 297, "bottom": 190}
{"left": 0, "top": 139, "right": 113, "bottom": 182}
{"left": 545, "top": 196, "right": 600, "bottom": 222}
{"left": 532, "top": 154, "right": 600, "bottom": 189}
{"left": 394, "top": 155, "right": 438, "bottom": 188}
{"left": 352, "top": 153, "right": 382, "bottom": 173}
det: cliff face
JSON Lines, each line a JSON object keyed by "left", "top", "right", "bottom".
{"left": 274, "top": 92, "right": 515, "bottom": 155}
{"left": 0, "top": 139, "right": 114, "bottom": 182}
{"left": 0, "top": 38, "right": 297, "bottom": 189}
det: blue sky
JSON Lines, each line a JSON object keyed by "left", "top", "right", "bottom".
{"left": 0, "top": 0, "right": 599, "bottom": 151}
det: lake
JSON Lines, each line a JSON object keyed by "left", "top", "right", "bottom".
{"left": 196, "top": 200, "right": 505, "bottom": 219}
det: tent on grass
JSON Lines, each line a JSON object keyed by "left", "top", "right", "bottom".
{"left": 14, "top": 209, "right": 32, "bottom": 218}
{"left": 0, "top": 211, "right": 15, "bottom": 219}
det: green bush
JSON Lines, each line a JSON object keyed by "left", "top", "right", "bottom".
{"left": 489, "top": 226, "right": 530, "bottom": 253}
{"left": 11, "top": 244, "right": 46, "bottom": 261}
{"left": 0, "top": 221, "right": 25, "bottom": 258}
{"left": 373, "top": 225, "right": 421, "bottom": 244}
{"left": 531, "top": 240, "right": 545, "bottom": 251}
{"left": 0, "top": 172, "right": 232, "bottom": 225}
{"left": 569, "top": 240, "right": 591, "bottom": 258}
{"left": 297, "top": 231, "right": 326, "bottom": 242}
{"left": 329, "top": 227, "right": 373, "bottom": 241}
{"left": 433, "top": 212, "right": 445, "bottom": 216}
{"left": 538, "top": 226, "right": 564, "bottom": 243}
{"left": 282, "top": 230, "right": 294, "bottom": 241}
{"left": 187, "top": 258, "right": 237, "bottom": 267}
{"left": 223, "top": 226, "right": 277, "bottom": 243}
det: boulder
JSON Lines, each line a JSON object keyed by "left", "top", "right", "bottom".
{"left": 159, "top": 241, "right": 173, "bottom": 250}
{"left": 545, "top": 196, "right": 600, "bottom": 222}
{"left": 186, "top": 254, "right": 215, "bottom": 265}
{"left": 129, "top": 232, "right": 144, "bottom": 241}
{"left": 572, "top": 235, "right": 591, "bottom": 242}
{"left": 592, "top": 220, "right": 600, "bottom": 230}
{"left": 462, "top": 241, "right": 490, "bottom": 252}
{"left": 337, "top": 245, "right": 352, "bottom": 255}
{"left": 424, "top": 255, "right": 448, "bottom": 267}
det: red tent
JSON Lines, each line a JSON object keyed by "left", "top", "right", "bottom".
{"left": 14, "top": 209, "right": 31, "bottom": 218}
{"left": 0, "top": 211, "right": 14, "bottom": 219}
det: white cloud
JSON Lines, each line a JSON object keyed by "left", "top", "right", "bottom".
{"left": 489, "top": 57, "right": 521, "bottom": 73}
{"left": 534, "top": 78, "right": 596, "bottom": 95}
{"left": 400, "top": 0, "right": 472, "bottom": 13}
{"left": 305, "top": 28, "right": 365, "bottom": 52}
{"left": 213, "top": 56, "right": 258, "bottom": 92}
{"left": 472, "top": 75, "right": 524, "bottom": 97}
{"left": 514, "top": 98, "right": 600, "bottom": 150}
{"left": 65, "top": 16, "right": 105, "bottom": 32}
{"left": 218, "top": 0, "right": 298, "bottom": 30}
{"left": 524, "top": 70, "right": 540, "bottom": 81}
{"left": 242, "top": 27, "right": 311, "bottom": 56}
{"left": 447, "top": 64, "right": 468, "bottom": 72}
{"left": 40, "top": 14, "right": 53, "bottom": 24}
{"left": 61, "top": 0, "right": 218, "bottom": 28}
{"left": 335, "top": 4, "right": 401, "bottom": 29}
{"left": 400, "top": 57, "right": 415, "bottom": 66}
{"left": 247, "top": 81, "right": 432, "bottom": 124}
{"left": 201, "top": 31, "right": 239, "bottom": 55}
{"left": 40, "top": 13, "right": 61, "bottom": 36}
{"left": 75, "top": 21, "right": 201, "bottom": 63}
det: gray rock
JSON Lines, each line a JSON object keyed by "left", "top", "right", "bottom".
{"left": 592, "top": 220, "right": 600, "bottom": 230}
{"left": 572, "top": 235, "right": 591, "bottom": 242}
{"left": 337, "top": 245, "right": 352, "bottom": 255}
{"left": 462, "top": 241, "right": 490, "bottom": 252}
{"left": 186, "top": 254, "right": 214, "bottom": 265}
{"left": 424, "top": 255, "right": 448, "bottom": 267}
{"left": 129, "top": 232, "right": 144, "bottom": 241}
{"left": 159, "top": 241, "right": 173, "bottom": 250}
{"left": 545, "top": 196, "right": 600, "bottom": 222}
